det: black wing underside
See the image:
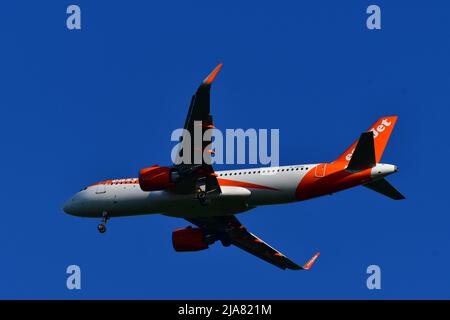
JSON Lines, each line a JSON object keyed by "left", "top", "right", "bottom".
{"left": 186, "top": 215, "right": 320, "bottom": 270}
{"left": 173, "top": 64, "right": 223, "bottom": 195}
{"left": 173, "top": 66, "right": 319, "bottom": 270}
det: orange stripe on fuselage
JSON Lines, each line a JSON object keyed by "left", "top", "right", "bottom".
{"left": 217, "top": 178, "right": 278, "bottom": 191}
{"left": 295, "top": 162, "right": 372, "bottom": 201}
{"left": 89, "top": 177, "right": 278, "bottom": 191}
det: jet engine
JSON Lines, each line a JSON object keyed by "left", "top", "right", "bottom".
{"left": 172, "top": 226, "right": 209, "bottom": 251}
{"left": 138, "top": 165, "right": 179, "bottom": 191}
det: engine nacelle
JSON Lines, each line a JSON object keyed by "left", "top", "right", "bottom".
{"left": 139, "top": 165, "right": 176, "bottom": 191}
{"left": 172, "top": 226, "right": 209, "bottom": 252}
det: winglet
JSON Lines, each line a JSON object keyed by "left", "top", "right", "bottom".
{"left": 203, "top": 63, "right": 223, "bottom": 85}
{"left": 302, "top": 252, "right": 320, "bottom": 270}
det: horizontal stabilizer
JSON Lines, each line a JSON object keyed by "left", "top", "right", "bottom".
{"left": 364, "top": 178, "right": 405, "bottom": 200}
{"left": 346, "top": 132, "right": 376, "bottom": 172}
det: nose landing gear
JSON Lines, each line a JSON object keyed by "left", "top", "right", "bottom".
{"left": 97, "top": 224, "right": 106, "bottom": 233}
{"left": 98, "top": 211, "right": 109, "bottom": 233}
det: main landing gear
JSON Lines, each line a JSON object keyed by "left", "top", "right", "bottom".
{"left": 98, "top": 211, "right": 109, "bottom": 233}
{"left": 196, "top": 189, "right": 208, "bottom": 206}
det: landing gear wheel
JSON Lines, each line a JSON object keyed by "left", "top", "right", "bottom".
{"left": 197, "top": 191, "right": 208, "bottom": 206}
{"left": 197, "top": 191, "right": 206, "bottom": 200}
{"left": 98, "top": 223, "right": 107, "bottom": 233}
{"left": 98, "top": 211, "right": 109, "bottom": 233}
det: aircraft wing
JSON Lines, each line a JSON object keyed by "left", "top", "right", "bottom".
{"left": 186, "top": 215, "right": 320, "bottom": 270}
{"left": 173, "top": 64, "right": 223, "bottom": 195}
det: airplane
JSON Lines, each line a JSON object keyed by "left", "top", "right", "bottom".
{"left": 63, "top": 64, "right": 404, "bottom": 270}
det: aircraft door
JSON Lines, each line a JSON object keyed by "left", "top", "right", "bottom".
{"left": 314, "top": 163, "right": 326, "bottom": 178}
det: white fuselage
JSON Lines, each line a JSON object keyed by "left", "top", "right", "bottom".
{"left": 63, "top": 163, "right": 396, "bottom": 219}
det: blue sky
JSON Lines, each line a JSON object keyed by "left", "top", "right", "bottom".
{"left": 0, "top": 1, "right": 449, "bottom": 299}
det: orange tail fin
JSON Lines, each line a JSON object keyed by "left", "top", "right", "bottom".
{"left": 335, "top": 116, "right": 398, "bottom": 164}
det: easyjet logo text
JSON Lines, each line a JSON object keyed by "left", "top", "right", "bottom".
{"left": 345, "top": 118, "right": 392, "bottom": 161}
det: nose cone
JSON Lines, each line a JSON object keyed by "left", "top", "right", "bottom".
{"left": 63, "top": 194, "right": 85, "bottom": 216}
{"left": 63, "top": 197, "right": 76, "bottom": 215}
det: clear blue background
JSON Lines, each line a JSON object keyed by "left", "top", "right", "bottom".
{"left": 0, "top": 1, "right": 449, "bottom": 299}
